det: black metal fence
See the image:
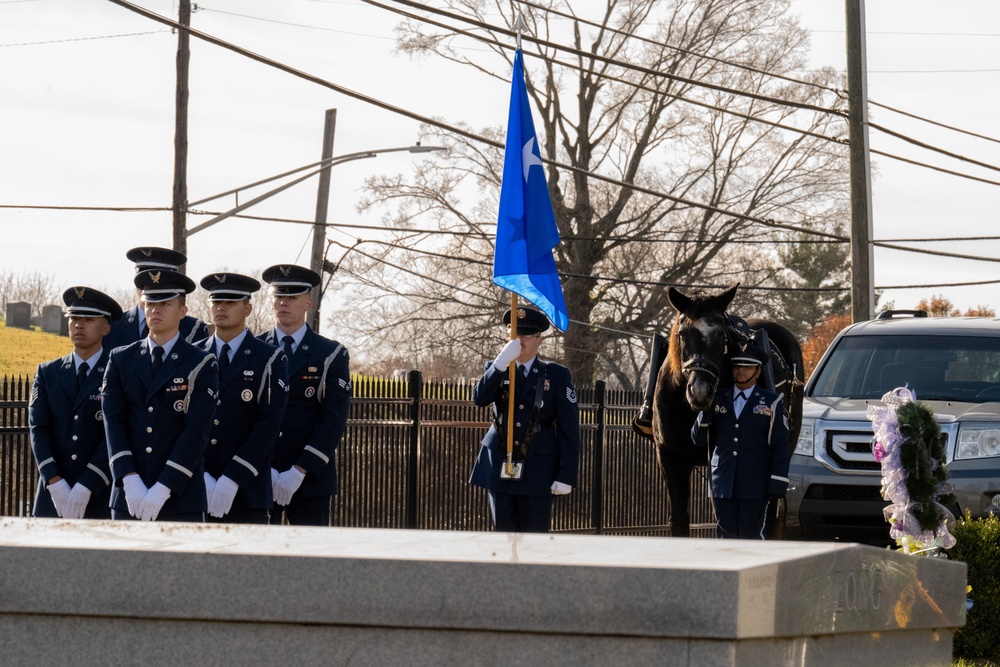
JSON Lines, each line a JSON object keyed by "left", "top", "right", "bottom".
{"left": 1, "top": 372, "right": 715, "bottom": 536}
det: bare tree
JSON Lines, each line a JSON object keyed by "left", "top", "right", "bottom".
{"left": 0, "top": 269, "right": 61, "bottom": 319}
{"left": 334, "top": 0, "right": 849, "bottom": 387}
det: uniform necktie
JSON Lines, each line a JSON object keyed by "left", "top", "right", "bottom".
{"left": 282, "top": 335, "right": 295, "bottom": 359}
{"left": 76, "top": 361, "right": 89, "bottom": 391}
{"left": 735, "top": 390, "right": 748, "bottom": 417}
{"left": 151, "top": 346, "right": 164, "bottom": 375}
{"left": 520, "top": 365, "right": 529, "bottom": 381}
{"left": 219, "top": 343, "right": 231, "bottom": 376}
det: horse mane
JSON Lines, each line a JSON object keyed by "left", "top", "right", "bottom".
{"left": 667, "top": 316, "right": 684, "bottom": 376}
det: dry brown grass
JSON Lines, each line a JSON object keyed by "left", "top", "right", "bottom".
{"left": 0, "top": 319, "right": 72, "bottom": 377}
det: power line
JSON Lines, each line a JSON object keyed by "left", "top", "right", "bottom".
{"left": 869, "top": 99, "right": 1000, "bottom": 146}
{"left": 369, "top": 0, "right": 1000, "bottom": 186}
{"left": 363, "top": 0, "right": 846, "bottom": 119}
{"left": 103, "top": 0, "right": 849, "bottom": 243}
{"left": 0, "top": 29, "right": 166, "bottom": 48}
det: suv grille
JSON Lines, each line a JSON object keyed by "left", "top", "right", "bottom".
{"left": 824, "top": 430, "right": 881, "bottom": 471}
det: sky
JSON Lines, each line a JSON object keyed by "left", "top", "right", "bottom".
{"left": 3, "top": 0, "right": 1000, "bottom": 342}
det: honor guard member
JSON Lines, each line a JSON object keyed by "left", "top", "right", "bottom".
{"left": 102, "top": 269, "right": 219, "bottom": 522}
{"left": 104, "top": 246, "right": 209, "bottom": 351}
{"left": 469, "top": 307, "right": 580, "bottom": 533}
{"left": 198, "top": 272, "right": 289, "bottom": 524}
{"left": 29, "top": 287, "right": 123, "bottom": 519}
{"left": 258, "top": 264, "right": 351, "bottom": 526}
{"left": 691, "top": 345, "right": 791, "bottom": 539}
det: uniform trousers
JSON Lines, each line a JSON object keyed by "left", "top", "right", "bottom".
{"left": 275, "top": 494, "right": 331, "bottom": 526}
{"left": 489, "top": 492, "right": 552, "bottom": 533}
{"left": 208, "top": 509, "right": 270, "bottom": 525}
{"left": 713, "top": 498, "right": 769, "bottom": 539}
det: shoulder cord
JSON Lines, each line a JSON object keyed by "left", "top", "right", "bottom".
{"left": 317, "top": 343, "right": 344, "bottom": 404}
{"left": 259, "top": 347, "right": 284, "bottom": 405}
{"left": 183, "top": 354, "right": 215, "bottom": 413}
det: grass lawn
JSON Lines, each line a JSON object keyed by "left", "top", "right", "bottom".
{"left": 0, "top": 319, "right": 72, "bottom": 376}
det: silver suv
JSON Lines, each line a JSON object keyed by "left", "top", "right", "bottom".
{"left": 785, "top": 311, "right": 1000, "bottom": 544}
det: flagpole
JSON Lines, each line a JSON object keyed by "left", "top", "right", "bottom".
{"left": 505, "top": 292, "right": 519, "bottom": 477}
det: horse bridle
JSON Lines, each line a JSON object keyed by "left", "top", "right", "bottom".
{"left": 680, "top": 312, "right": 752, "bottom": 385}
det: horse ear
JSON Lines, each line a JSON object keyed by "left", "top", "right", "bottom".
{"left": 715, "top": 283, "right": 740, "bottom": 310}
{"left": 667, "top": 286, "right": 692, "bottom": 314}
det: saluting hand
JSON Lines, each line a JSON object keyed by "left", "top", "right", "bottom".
{"left": 493, "top": 339, "right": 522, "bottom": 372}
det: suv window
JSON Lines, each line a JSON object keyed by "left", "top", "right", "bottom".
{"left": 810, "top": 334, "right": 1000, "bottom": 401}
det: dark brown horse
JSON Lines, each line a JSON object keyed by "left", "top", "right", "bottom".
{"left": 652, "top": 284, "right": 804, "bottom": 537}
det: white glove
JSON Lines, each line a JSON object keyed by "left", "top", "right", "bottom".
{"left": 136, "top": 482, "right": 171, "bottom": 521}
{"left": 47, "top": 479, "right": 72, "bottom": 517}
{"left": 64, "top": 483, "right": 93, "bottom": 519}
{"left": 122, "top": 474, "right": 149, "bottom": 518}
{"left": 207, "top": 475, "right": 239, "bottom": 519}
{"left": 493, "top": 339, "right": 522, "bottom": 372}
{"left": 273, "top": 467, "right": 306, "bottom": 506}
{"left": 204, "top": 472, "right": 217, "bottom": 505}
{"left": 550, "top": 481, "right": 573, "bottom": 496}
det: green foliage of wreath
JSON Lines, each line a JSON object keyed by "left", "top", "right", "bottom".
{"left": 896, "top": 401, "right": 956, "bottom": 532}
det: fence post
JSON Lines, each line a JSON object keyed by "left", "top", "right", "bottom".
{"left": 405, "top": 369, "right": 423, "bottom": 529}
{"left": 591, "top": 380, "right": 606, "bottom": 535}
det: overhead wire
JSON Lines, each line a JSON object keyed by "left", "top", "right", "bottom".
{"left": 103, "top": 0, "right": 849, "bottom": 243}
{"left": 371, "top": 0, "right": 1000, "bottom": 184}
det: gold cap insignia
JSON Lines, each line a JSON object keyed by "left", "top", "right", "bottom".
{"left": 150, "top": 271, "right": 161, "bottom": 284}
{"left": 215, "top": 274, "right": 226, "bottom": 283}
{"left": 141, "top": 248, "right": 153, "bottom": 257}
{"left": 517, "top": 308, "right": 526, "bottom": 319}
{"left": 279, "top": 266, "right": 291, "bottom": 277}
{"left": 74, "top": 286, "right": 86, "bottom": 299}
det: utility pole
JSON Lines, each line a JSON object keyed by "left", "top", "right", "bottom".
{"left": 846, "top": 0, "right": 875, "bottom": 321}
{"left": 172, "top": 0, "right": 191, "bottom": 270}
{"left": 309, "top": 109, "right": 337, "bottom": 331}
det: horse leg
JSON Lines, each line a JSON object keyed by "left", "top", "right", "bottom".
{"left": 663, "top": 454, "right": 693, "bottom": 537}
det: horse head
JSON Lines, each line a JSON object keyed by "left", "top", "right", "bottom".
{"left": 666, "top": 283, "right": 739, "bottom": 412}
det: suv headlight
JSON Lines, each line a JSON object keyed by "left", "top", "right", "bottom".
{"left": 794, "top": 419, "right": 815, "bottom": 456}
{"left": 956, "top": 427, "right": 1000, "bottom": 460}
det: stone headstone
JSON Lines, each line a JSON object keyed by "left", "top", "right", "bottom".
{"left": 0, "top": 519, "right": 967, "bottom": 666}
{"left": 4, "top": 302, "right": 31, "bottom": 329}
{"left": 41, "top": 305, "right": 67, "bottom": 335}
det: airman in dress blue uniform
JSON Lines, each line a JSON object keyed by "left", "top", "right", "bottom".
{"left": 102, "top": 269, "right": 218, "bottom": 522}
{"left": 198, "top": 272, "right": 289, "bottom": 524}
{"left": 470, "top": 307, "right": 580, "bottom": 532}
{"left": 257, "top": 264, "right": 351, "bottom": 526}
{"left": 29, "top": 287, "right": 124, "bottom": 519}
{"left": 104, "top": 246, "right": 209, "bottom": 351}
{"left": 692, "top": 345, "right": 790, "bottom": 539}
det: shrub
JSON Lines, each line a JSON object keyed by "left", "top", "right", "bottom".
{"left": 952, "top": 510, "right": 1000, "bottom": 660}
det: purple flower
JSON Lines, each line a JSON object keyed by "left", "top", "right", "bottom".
{"left": 873, "top": 441, "right": 886, "bottom": 462}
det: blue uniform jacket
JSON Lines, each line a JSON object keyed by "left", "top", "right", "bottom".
{"left": 469, "top": 359, "right": 580, "bottom": 497}
{"left": 102, "top": 339, "right": 219, "bottom": 515}
{"left": 104, "top": 305, "right": 209, "bottom": 351}
{"left": 29, "top": 353, "right": 113, "bottom": 518}
{"left": 257, "top": 326, "right": 351, "bottom": 498}
{"left": 198, "top": 334, "right": 290, "bottom": 511}
{"left": 693, "top": 385, "right": 791, "bottom": 499}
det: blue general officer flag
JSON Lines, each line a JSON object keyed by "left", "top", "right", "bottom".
{"left": 493, "top": 49, "right": 569, "bottom": 332}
